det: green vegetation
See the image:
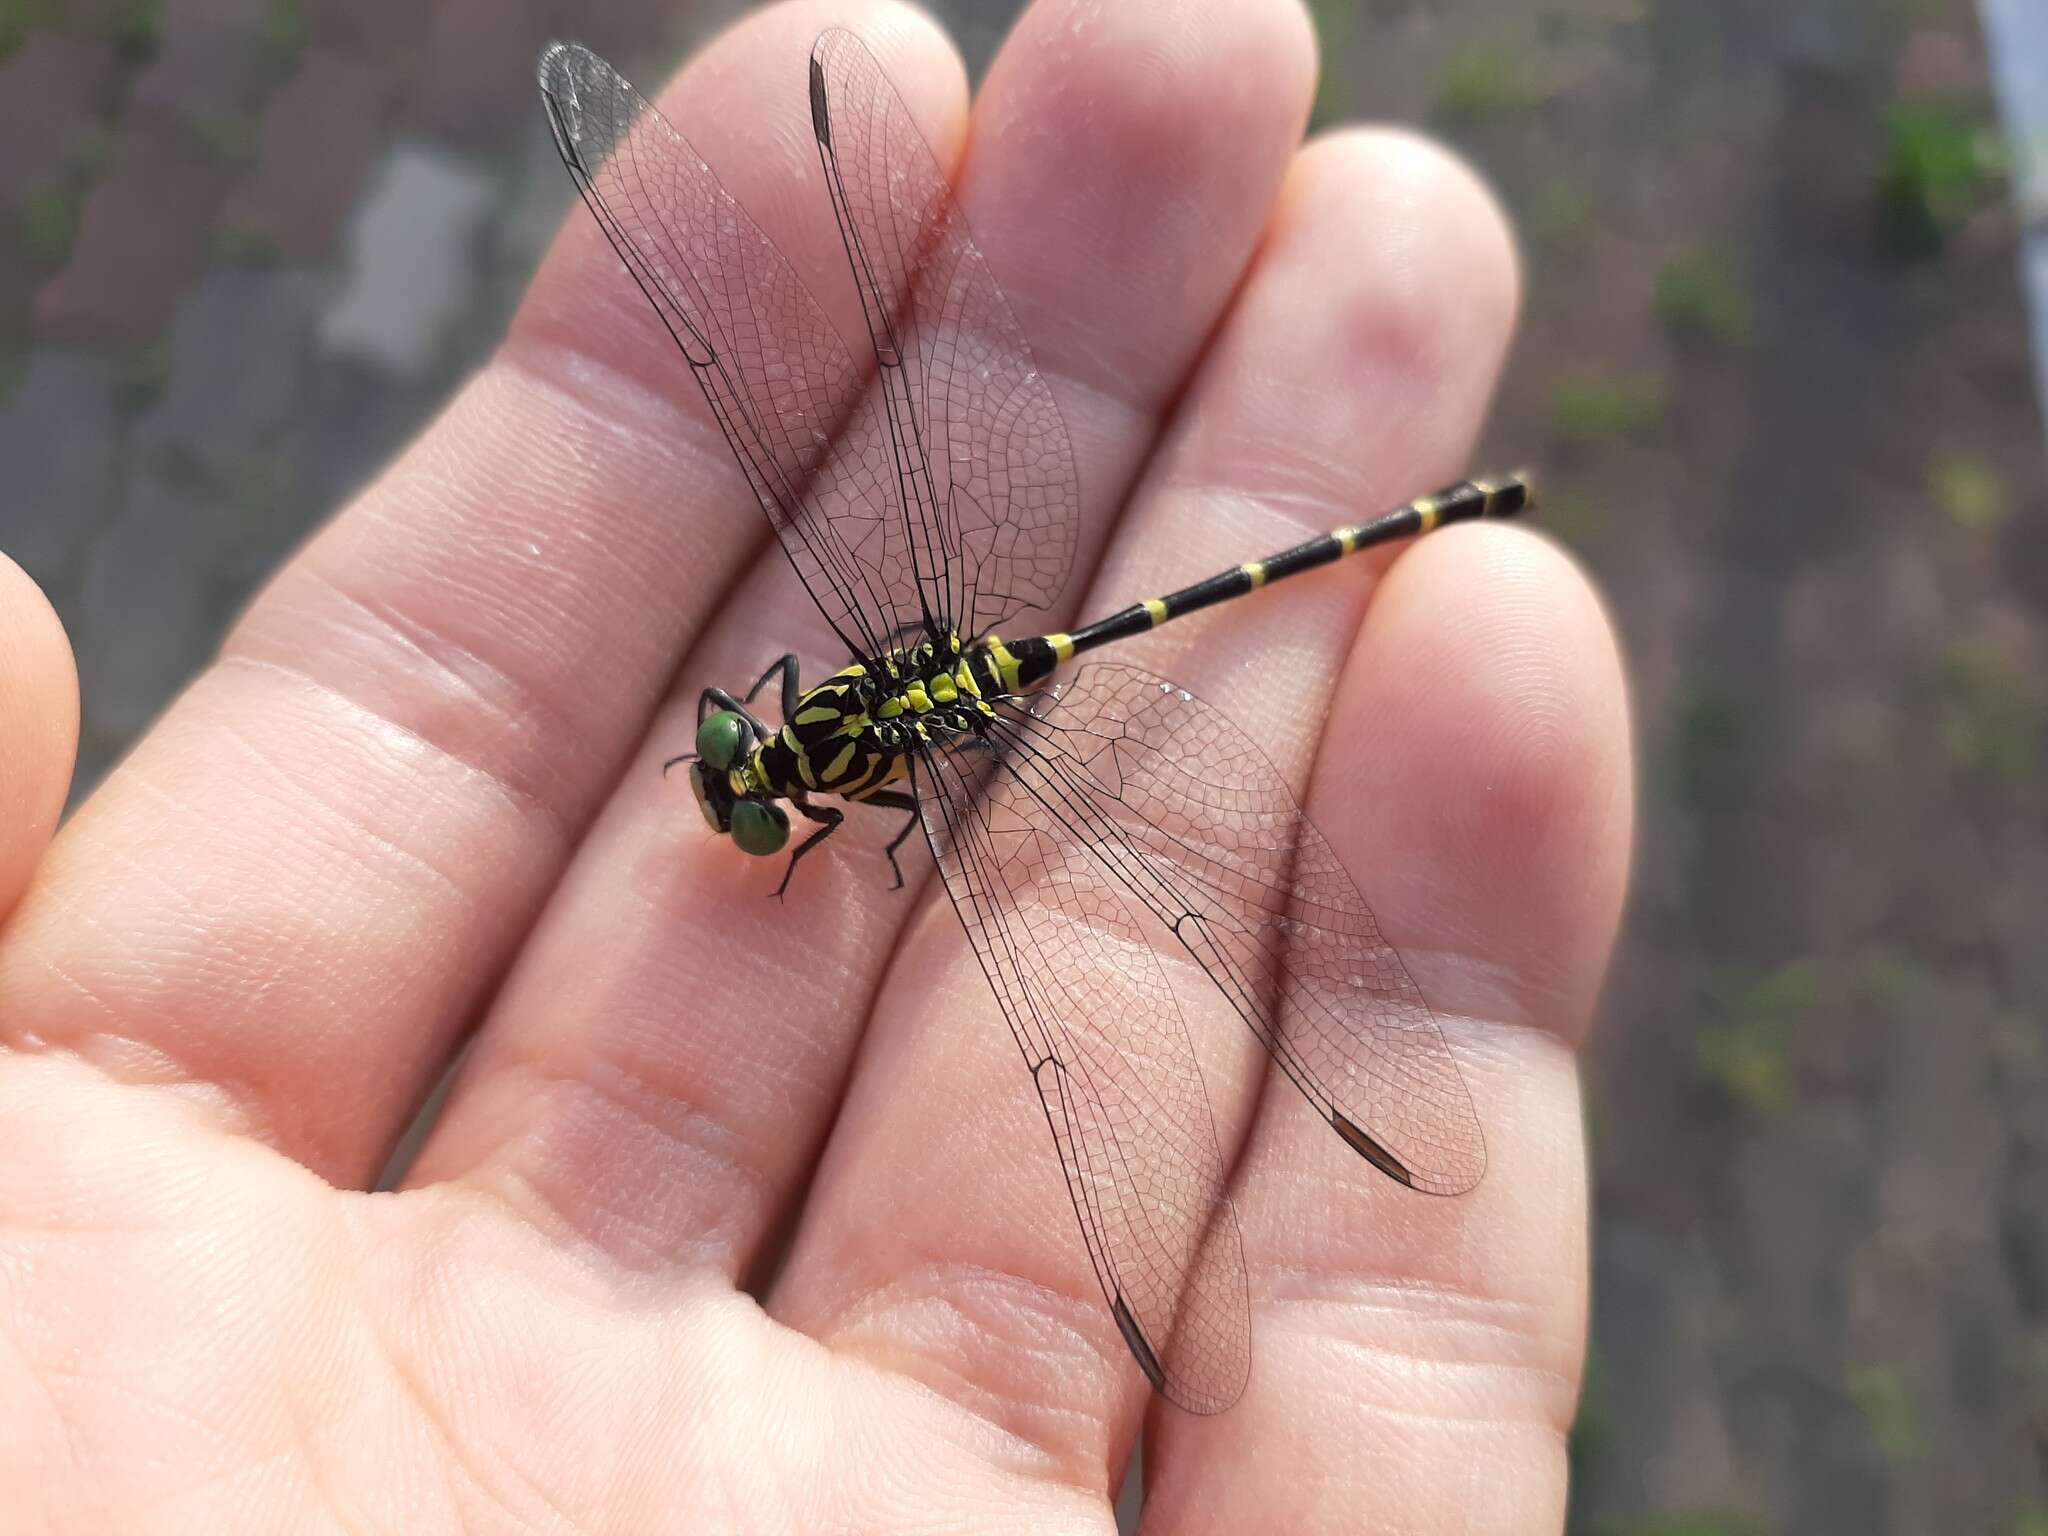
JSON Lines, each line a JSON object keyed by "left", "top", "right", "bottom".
{"left": 1644, "top": 0, "right": 1721, "bottom": 89}
{"left": 1303, "top": 0, "right": 1356, "bottom": 131}
{"left": 1874, "top": 105, "right": 2004, "bottom": 261}
{"left": 65, "top": 123, "right": 118, "bottom": 180}
{"left": 1847, "top": 1364, "right": 1921, "bottom": 1464}
{"left": 1615, "top": 1517, "right": 1765, "bottom": 1536}
{"left": 1941, "top": 636, "right": 2045, "bottom": 783}
{"left": 19, "top": 182, "right": 80, "bottom": 266}
{"left": 1567, "top": 1347, "right": 1611, "bottom": 1486}
{"left": 1532, "top": 485, "right": 1606, "bottom": 545}
{"left": 1991, "top": 1010, "right": 2045, "bottom": 1081}
{"left": 2013, "top": 1506, "right": 2048, "bottom": 1536}
{"left": 1530, "top": 178, "right": 1594, "bottom": 255}
{"left": 1848, "top": 947, "right": 1931, "bottom": 1016}
{"left": 256, "top": 0, "right": 309, "bottom": 77}
{"left": 185, "top": 112, "right": 260, "bottom": 167}
{"left": 108, "top": 343, "right": 171, "bottom": 413}
{"left": 1433, "top": 45, "right": 1537, "bottom": 124}
{"left": 1929, "top": 454, "right": 2009, "bottom": 531}
{"left": 1694, "top": 961, "right": 1818, "bottom": 1111}
{"left": 0, "top": 0, "right": 52, "bottom": 59}
{"left": 1656, "top": 247, "right": 1754, "bottom": 347}
{"left": 101, "top": 0, "right": 163, "bottom": 60}
{"left": 212, "top": 449, "right": 310, "bottom": 551}
{"left": 0, "top": 349, "right": 29, "bottom": 409}
{"left": 1551, "top": 373, "right": 1666, "bottom": 441}
{"left": 1668, "top": 676, "right": 1757, "bottom": 808}
{"left": 213, "top": 224, "right": 284, "bottom": 267}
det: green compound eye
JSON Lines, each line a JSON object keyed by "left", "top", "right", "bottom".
{"left": 696, "top": 710, "right": 748, "bottom": 771}
{"left": 729, "top": 798, "right": 789, "bottom": 857}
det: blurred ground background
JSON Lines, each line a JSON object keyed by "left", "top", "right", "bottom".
{"left": 1, "top": 0, "right": 2042, "bottom": 1531}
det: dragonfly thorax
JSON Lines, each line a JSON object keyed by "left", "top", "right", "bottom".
{"left": 731, "top": 638, "right": 1000, "bottom": 814}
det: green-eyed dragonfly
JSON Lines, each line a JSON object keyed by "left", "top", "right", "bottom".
{"left": 538, "top": 30, "right": 1526, "bottom": 1413}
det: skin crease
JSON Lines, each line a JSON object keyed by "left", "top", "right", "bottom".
{"left": 0, "top": 0, "right": 1630, "bottom": 1531}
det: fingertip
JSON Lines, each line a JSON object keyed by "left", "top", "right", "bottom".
{"left": 970, "top": 0, "right": 1318, "bottom": 392}
{"left": 0, "top": 553, "right": 80, "bottom": 917}
{"left": 1281, "top": 125, "right": 1522, "bottom": 410}
{"left": 513, "top": 0, "right": 971, "bottom": 394}
{"left": 1328, "top": 523, "right": 1631, "bottom": 1044}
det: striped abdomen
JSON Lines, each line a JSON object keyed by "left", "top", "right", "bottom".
{"left": 997, "top": 473, "right": 1532, "bottom": 690}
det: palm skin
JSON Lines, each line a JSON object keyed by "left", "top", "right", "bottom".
{"left": 0, "top": 1, "right": 1630, "bottom": 1532}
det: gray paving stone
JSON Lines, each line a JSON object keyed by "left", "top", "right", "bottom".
{"left": 0, "top": 348, "right": 121, "bottom": 590}
{"left": 317, "top": 140, "right": 494, "bottom": 378}
{"left": 77, "top": 472, "right": 216, "bottom": 744}
{"left": 132, "top": 264, "right": 326, "bottom": 479}
{"left": 283, "top": 354, "right": 433, "bottom": 517}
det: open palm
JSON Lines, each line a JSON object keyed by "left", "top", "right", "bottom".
{"left": 0, "top": 0, "right": 1629, "bottom": 1530}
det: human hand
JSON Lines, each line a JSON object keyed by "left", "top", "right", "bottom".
{"left": 0, "top": 1, "right": 1629, "bottom": 1530}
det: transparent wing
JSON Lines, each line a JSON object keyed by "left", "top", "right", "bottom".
{"left": 539, "top": 40, "right": 901, "bottom": 659}
{"left": 810, "top": 29, "right": 1076, "bottom": 640}
{"left": 915, "top": 742, "right": 1252, "bottom": 1414}
{"left": 537, "top": 38, "right": 1076, "bottom": 656}
{"left": 990, "top": 663, "right": 1487, "bottom": 1197}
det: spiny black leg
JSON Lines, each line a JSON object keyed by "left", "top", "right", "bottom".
{"left": 862, "top": 790, "right": 921, "bottom": 890}
{"left": 743, "top": 654, "right": 803, "bottom": 718}
{"left": 697, "top": 685, "right": 769, "bottom": 734}
{"left": 774, "top": 796, "right": 844, "bottom": 900}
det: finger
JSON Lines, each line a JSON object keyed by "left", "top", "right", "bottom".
{"left": 0, "top": 555, "right": 78, "bottom": 919}
{"left": 0, "top": 1, "right": 934, "bottom": 1180}
{"left": 1140, "top": 526, "right": 1627, "bottom": 1531}
{"left": 404, "top": 0, "right": 1317, "bottom": 1309}
{"left": 768, "top": 123, "right": 1524, "bottom": 1476}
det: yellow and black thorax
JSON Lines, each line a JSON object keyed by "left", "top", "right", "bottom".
{"left": 734, "top": 634, "right": 1048, "bottom": 803}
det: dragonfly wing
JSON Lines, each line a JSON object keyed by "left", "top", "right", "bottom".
{"left": 914, "top": 742, "right": 1251, "bottom": 1414}
{"left": 810, "top": 29, "right": 1077, "bottom": 641}
{"left": 992, "top": 663, "right": 1487, "bottom": 1198}
{"left": 538, "top": 41, "right": 913, "bottom": 659}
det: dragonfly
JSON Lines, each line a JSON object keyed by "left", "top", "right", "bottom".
{"left": 538, "top": 30, "right": 1528, "bottom": 1414}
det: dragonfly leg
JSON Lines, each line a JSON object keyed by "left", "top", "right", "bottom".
{"left": 697, "top": 684, "right": 772, "bottom": 734}
{"left": 862, "top": 790, "right": 921, "bottom": 889}
{"left": 773, "top": 793, "right": 844, "bottom": 900}
{"left": 742, "top": 654, "right": 804, "bottom": 718}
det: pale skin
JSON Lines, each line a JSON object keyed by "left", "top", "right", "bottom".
{"left": 0, "top": 0, "right": 1631, "bottom": 1530}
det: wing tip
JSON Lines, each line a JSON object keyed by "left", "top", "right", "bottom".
{"left": 1110, "top": 1293, "right": 1168, "bottom": 1395}
{"left": 536, "top": 39, "right": 595, "bottom": 155}
{"left": 1330, "top": 1110, "right": 1417, "bottom": 1187}
{"left": 808, "top": 52, "right": 831, "bottom": 147}
{"left": 535, "top": 37, "right": 580, "bottom": 92}
{"left": 1111, "top": 1291, "right": 1249, "bottom": 1415}
{"left": 1331, "top": 1110, "right": 1487, "bottom": 1197}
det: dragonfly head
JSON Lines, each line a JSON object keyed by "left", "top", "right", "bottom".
{"left": 686, "top": 710, "right": 789, "bottom": 857}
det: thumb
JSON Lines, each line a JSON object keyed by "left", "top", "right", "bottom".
{"left": 0, "top": 554, "right": 78, "bottom": 919}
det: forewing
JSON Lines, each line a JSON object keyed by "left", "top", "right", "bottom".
{"left": 915, "top": 744, "right": 1251, "bottom": 1414}
{"left": 538, "top": 41, "right": 911, "bottom": 657}
{"left": 811, "top": 29, "right": 1077, "bottom": 640}
{"left": 992, "top": 664, "right": 1487, "bottom": 1197}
